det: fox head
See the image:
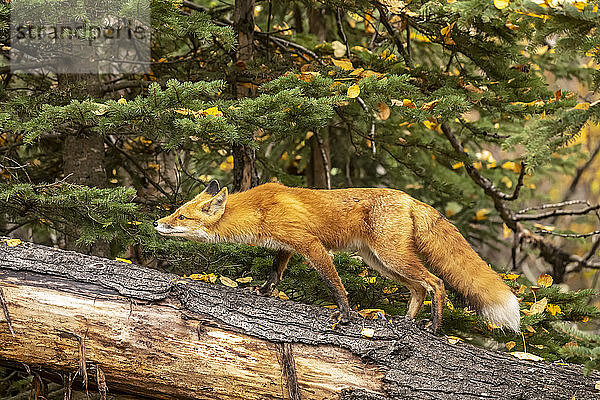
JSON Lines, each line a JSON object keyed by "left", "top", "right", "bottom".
{"left": 153, "top": 180, "right": 228, "bottom": 241}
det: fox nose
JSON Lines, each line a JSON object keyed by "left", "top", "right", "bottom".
{"left": 153, "top": 221, "right": 159, "bottom": 227}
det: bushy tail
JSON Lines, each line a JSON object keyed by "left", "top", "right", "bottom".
{"left": 411, "top": 202, "right": 521, "bottom": 332}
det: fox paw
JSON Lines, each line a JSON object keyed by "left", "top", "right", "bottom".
{"left": 330, "top": 310, "right": 351, "bottom": 325}
{"left": 416, "top": 319, "right": 439, "bottom": 334}
{"left": 256, "top": 281, "right": 276, "bottom": 296}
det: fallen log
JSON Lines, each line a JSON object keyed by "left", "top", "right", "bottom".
{"left": 0, "top": 239, "right": 598, "bottom": 400}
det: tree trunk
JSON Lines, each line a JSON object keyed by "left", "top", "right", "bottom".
{"left": 58, "top": 73, "right": 110, "bottom": 257}
{"left": 0, "top": 239, "right": 599, "bottom": 400}
{"left": 306, "top": 134, "right": 330, "bottom": 189}
{"left": 232, "top": 0, "right": 259, "bottom": 192}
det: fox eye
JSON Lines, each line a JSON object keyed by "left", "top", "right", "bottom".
{"left": 178, "top": 215, "right": 187, "bottom": 220}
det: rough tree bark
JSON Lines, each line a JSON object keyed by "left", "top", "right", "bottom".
{"left": 0, "top": 239, "right": 599, "bottom": 400}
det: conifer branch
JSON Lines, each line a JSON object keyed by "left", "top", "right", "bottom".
{"left": 457, "top": 117, "right": 510, "bottom": 140}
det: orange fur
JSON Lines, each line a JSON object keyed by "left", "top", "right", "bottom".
{"left": 155, "top": 181, "right": 520, "bottom": 332}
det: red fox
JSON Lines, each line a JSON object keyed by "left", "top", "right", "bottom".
{"left": 154, "top": 180, "right": 520, "bottom": 332}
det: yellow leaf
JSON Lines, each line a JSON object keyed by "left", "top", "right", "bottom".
{"left": 503, "top": 273, "right": 520, "bottom": 281}
{"left": 190, "top": 273, "right": 219, "bottom": 283}
{"left": 332, "top": 59, "right": 354, "bottom": 70}
{"left": 573, "top": 0, "right": 587, "bottom": 11}
{"left": 331, "top": 40, "right": 346, "bottom": 58}
{"left": 574, "top": 102, "right": 590, "bottom": 110}
{"left": 445, "top": 299, "right": 455, "bottom": 310}
{"left": 487, "top": 321, "right": 501, "bottom": 330}
{"left": 452, "top": 162, "right": 465, "bottom": 169}
{"left": 537, "top": 273, "right": 553, "bottom": 288}
{"left": 529, "top": 297, "right": 548, "bottom": 315}
{"left": 349, "top": 68, "right": 364, "bottom": 76}
{"left": 505, "top": 341, "right": 516, "bottom": 351}
{"left": 117, "top": 97, "right": 127, "bottom": 105}
{"left": 358, "top": 309, "right": 386, "bottom": 320}
{"left": 219, "top": 276, "right": 238, "bottom": 288}
{"left": 361, "top": 327, "right": 375, "bottom": 338}
{"left": 378, "top": 102, "right": 391, "bottom": 120}
{"left": 360, "top": 70, "right": 384, "bottom": 79}
{"left": 423, "top": 120, "right": 440, "bottom": 131}
{"left": 347, "top": 84, "right": 361, "bottom": 98}
{"left": 518, "top": 284, "right": 527, "bottom": 294}
{"left": 421, "top": 100, "right": 439, "bottom": 111}
{"left": 278, "top": 291, "right": 289, "bottom": 300}
{"left": 494, "top": 0, "right": 510, "bottom": 9}
{"left": 510, "top": 352, "right": 543, "bottom": 361}
{"left": 582, "top": 316, "right": 590, "bottom": 322}
{"left": 93, "top": 104, "right": 108, "bottom": 116}
{"left": 399, "top": 98, "right": 415, "bottom": 108}
{"left": 4, "top": 238, "right": 22, "bottom": 247}
{"left": 475, "top": 208, "right": 490, "bottom": 221}
{"left": 440, "top": 23, "right": 453, "bottom": 36}
{"left": 503, "top": 223, "right": 512, "bottom": 239}
{"left": 501, "top": 161, "right": 522, "bottom": 173}
{"left": 362, "top": 276, "right": 376, "bottom": 284}
{"left": 236, "top": 276, "right": 253, "bottom": 283}
{"left": 115, "top": 257, "right": 132, "bottom": 264}
{"left": 174, "top": 108, "right": 194, "bottom": 115}
{"left": 439, "top": 22, "right": 456, "bottom": 44}
{"left": 447, "top": 336, "right": 462, "bottom": 344}
{"left": 546, "top": 304, "right": 562, "bottom": 316}
{"left": 473, "top": 161, "right": 483, "bottom": 170}
{"left": 501, "top": 176, "right": 513, "bottom": 188}
{"left": 204, "top": 106, "right": 223, "bottom": 117}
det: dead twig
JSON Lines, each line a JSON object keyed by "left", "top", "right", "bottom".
{"left": 536, "top": 230, "right": 600, "bottom": 238}
{"left": 517, "top": 204, "right": 600, "bottom": 221}
{"left": 356, "top": 97, "right": 376, "bottom": 154}
{"left": 0, "top": 286, "right": 15, "bottom": 337}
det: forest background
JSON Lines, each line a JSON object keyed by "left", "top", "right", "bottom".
{"left": 1, "top": 0, "right": 600, "bottom": 397}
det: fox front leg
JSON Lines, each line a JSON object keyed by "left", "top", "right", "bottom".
{"left": 258, "top": 249, "right": 293, "bottom": 296}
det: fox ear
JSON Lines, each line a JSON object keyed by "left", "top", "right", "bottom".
{"left": 202, "top": 180, "right": 220, "bottom": 196}
{"left": 202, "top": 187, "right": 228, "bottom": 215}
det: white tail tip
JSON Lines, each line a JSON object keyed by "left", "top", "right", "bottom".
{"left": 480, "top": 292, "right": 521, "bottom": 332}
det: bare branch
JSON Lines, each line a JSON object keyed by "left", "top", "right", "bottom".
{"left": 517, "top": 200, "right": 590, "bottom": 214}
{"left": 356, "top": 97, "right": 376, "bottom": 154}
{"left": 313, "top": 130, "right": 331, "bottom": 190}
{"left": 371, "top": 1, "right": 413, "bottom": 68}
{"left": 536, "top": 230, "right": 600, "bottom": 238}
{"left": 336, "top": 8, "right": 351, "bottom": 59}
{"left": 517, "top": 204, "right": 600, "bottom": 221}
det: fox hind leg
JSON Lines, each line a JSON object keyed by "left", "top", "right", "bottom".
{"left": 362, "top": 244, "right": 445, "bottom": 332}
{"left": 359, "top": 247, "right": 426, "bottom": 319}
